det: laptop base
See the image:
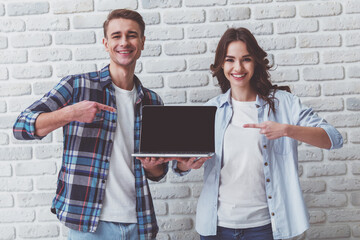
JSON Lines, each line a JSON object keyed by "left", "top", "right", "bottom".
{"left": 132, "top": 152, "right": 214, "bottom": 158}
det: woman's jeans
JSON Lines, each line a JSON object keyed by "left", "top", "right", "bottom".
{"left": 200, "top": 223, "right": 275, "bottom": 240}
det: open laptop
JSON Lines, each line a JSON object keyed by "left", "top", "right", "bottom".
{"left": 132, "top": 105, "right": 217, "bottom": 158}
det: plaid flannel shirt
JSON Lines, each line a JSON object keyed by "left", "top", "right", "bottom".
{"left": 13, "top": 65, "right": 165, "bottom": 240}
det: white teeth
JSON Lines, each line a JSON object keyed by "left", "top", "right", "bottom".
{"left": 233, "top": 74, "right": 245, "bottom": 78}
{"left": 118, "top": 51, "right": 131, "bottom": 54}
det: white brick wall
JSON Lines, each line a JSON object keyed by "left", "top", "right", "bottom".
{"left": 0, "top": 0, "right": 359, "bottom": 239}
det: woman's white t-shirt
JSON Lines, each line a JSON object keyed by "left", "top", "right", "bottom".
{"left": 217, "top": 98, "right": 271, "bottom": 229}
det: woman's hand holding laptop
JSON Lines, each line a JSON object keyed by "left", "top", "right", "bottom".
{"left": 175, "top": 156, "right": 212, "bottom": 171}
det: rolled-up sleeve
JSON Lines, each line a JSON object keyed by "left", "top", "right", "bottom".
{"left": 13, "top": 110, "right": 44, "bottom": 140}
{"left": 292, "top": 94, "right": 343, "bottom": 150}
{"left": 171, "top": 160, "right": 191, "bottom": 176}
{"left": 13, "top": 76, "right": 73, "bottom": 140}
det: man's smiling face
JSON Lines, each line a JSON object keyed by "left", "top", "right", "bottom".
{"left": 103, "top": 18, "right": 145, "bottom": 69}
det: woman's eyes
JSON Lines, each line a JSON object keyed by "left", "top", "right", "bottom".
{"left": 224, "top": 58, "right": 252, "bottom": 63}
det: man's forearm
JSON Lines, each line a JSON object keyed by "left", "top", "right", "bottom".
{"left": 35, "top": 107, "right": 73, "bottom": 137}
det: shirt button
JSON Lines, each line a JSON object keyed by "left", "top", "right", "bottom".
{"left": 271, "top": 212, "right": 275, "bottom": 216}
{"left": 264, "top": 162, "right": 268, "bottom": 166}
{"left": 99, "top": 199, "right": 102, "bottom": 204}
{"left": 102, "top": 180, "right": 106, "bottom": 183}
{"left": 266, "top": 178, "right": 270, "bottom": 182}
{"left": 263, "top": 145, "right": 267, "bottom": 149}
{"left": 112, "top": 119, "right": 116, "bottom": 123}
{"left": 268, "top": 195, "right": 272, "bottom": 199}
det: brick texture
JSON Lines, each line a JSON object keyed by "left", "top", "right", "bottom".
{"left": 1, "top": 0, "right": 359, "bottom": 239}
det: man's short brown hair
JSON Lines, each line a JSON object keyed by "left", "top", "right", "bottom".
{"left": 103, "top": 9, "right": 145, "bottom": 38}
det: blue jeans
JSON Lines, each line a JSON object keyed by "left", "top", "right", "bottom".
{"left": 68, "top": 221, "right": 138, "bottom": 240}
{"left": 200, "top": 223, "right": 275, "bottom": 240}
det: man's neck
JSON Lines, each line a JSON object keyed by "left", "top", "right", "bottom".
{"left": 109, "top": 63, "right": 135, "bottom": 90}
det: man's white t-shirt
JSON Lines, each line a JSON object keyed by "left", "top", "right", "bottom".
{"left": 217, "top": 98, "right": 271, "bottom": 229}
{"left": 100, "top": 83, "right": 137, "bottom": 223}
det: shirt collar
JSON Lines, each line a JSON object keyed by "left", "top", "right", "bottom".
{"left": 134, "top": 75, "right": 145, "bottom": 105}
{"left": 255, "top": 94, "right": 266, "bottom": 108}
{"left": 99, "top": 65, "right": 112, "bottom": 88}
{"left": 218, "top": 88, "right": 266, "bottom": 109}
{"left": 99, "top": 64, "right": 144, "bottom": 103}
{"left": 218, "top": 89, "right": 231, "bottom": 108}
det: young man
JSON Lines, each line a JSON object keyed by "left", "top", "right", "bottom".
{"left": 13, "top": 9, "right": 168, "bottom": 240}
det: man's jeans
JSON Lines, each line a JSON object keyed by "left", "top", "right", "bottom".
{"left": 68, "top": 221, "right": 138, "bottom": 240}
{"left": 200, "top": 223, "right": 275, "bottom": 240}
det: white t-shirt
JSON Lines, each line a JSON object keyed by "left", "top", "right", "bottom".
{"left": 100, "top": 83, "right": 137, "bottom": 223}
{"left": 217, "top": 98, "right": 270, "bottom": 229}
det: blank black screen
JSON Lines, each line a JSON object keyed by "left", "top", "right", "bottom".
{"left": 140, "top": 106, "right": 216, "bottom": 152}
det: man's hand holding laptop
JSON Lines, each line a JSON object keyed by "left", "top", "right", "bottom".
{"left": 137, "top": 157, "right": 171, "bottom": 179}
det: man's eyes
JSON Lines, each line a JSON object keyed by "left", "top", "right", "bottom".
{"left": 112, "top": 35, "right": 137, "bottom": 39}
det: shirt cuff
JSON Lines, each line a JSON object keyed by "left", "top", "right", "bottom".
{"left": 172, "top": 160, "right": 191, "bottom": 176}
{"left": 25, "top": 111, "right": 45, "bottom": 140}
{"left": 320, "top": 124, "right": 343, "bottom": 150}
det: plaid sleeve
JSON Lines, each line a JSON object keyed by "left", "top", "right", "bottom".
{"left": 13, "top": 75, "right": 74, "bottom": 140}
{"left": 146, "top": 90, "right": 163, "bottom": 106}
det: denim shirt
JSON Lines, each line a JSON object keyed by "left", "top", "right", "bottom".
{"left": 176, "top": 89, "right": 343, "bottom": 239}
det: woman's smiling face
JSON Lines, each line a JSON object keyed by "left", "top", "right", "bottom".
{"left": 222, "top": 40, "right": 255, "bottom": 92}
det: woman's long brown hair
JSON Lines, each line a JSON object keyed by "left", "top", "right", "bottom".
{"left": 211, "top": 27, "right": 290, "bottom": 114}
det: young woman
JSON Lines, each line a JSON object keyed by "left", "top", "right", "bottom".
{"left": 174, "top": 28, "right": 343, "bottom": 240}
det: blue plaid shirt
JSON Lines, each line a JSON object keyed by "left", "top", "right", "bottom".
{"left": 13, "top": 65, "right": 165, "bottom": 240}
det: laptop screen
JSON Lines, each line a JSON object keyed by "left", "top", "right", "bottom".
{"left": 140, "top": 106, "right": 217, "bottom": 153}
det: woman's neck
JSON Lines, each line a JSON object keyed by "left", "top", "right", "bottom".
{"left": 231, "top": 87, "right": 257, "bottom": 102}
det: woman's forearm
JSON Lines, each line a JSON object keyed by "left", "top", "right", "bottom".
{"left": 285, "top": 125, "right": 331, "bottom": 149}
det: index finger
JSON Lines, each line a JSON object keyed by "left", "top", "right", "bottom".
{"left": 192, "top": 156, "right": 211, "bottom": 162}
{"left": 96, "top": 103, "right": 116, "bottom": 112}
{"left": 243, "top": 123, "right": 262, "bottom": 129}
